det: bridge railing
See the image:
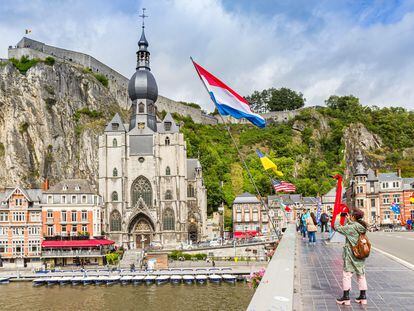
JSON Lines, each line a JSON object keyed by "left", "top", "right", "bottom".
{"left": 247, "top": 223, "right": 296, "bottom": 311}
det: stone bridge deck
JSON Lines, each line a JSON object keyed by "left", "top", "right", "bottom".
{"left": 294, "top": 233, "right": 414, "bottom": 310}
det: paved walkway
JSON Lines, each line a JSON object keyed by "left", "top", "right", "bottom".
{"left": 294, "top": 232, "right": 414, "bottom": 310}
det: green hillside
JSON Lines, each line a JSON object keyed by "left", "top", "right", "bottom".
{"left": 177, "top": 95, "right": 414, "bottom": 214}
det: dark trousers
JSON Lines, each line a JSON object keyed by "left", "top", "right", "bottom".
{"left": 321, "top": 222, "right": 329, "bottom": 232}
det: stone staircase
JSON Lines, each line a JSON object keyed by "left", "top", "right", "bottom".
{"left": 119, "top": 249, "right": 142, "bottom": 269}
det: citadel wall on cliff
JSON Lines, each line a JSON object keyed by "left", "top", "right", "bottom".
{"left": 7, "top": 37, "right": 304, "bottom": 126}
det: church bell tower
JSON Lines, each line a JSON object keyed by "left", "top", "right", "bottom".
{"left": 128, "top": 8, "right": 158, "bottom": 132}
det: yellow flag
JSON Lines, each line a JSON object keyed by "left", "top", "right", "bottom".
{"left": 258, "top": 154, "right": 283, "bottom": 177}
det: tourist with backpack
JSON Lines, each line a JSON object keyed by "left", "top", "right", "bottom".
{"left": 300, "top": 209, "right": 309, "bottom": 240}
{"left": 306, "top": 212, "right": 318, "bottom": 245}
{"left": 334, "top": 208, "right": 371, "bottom": 306}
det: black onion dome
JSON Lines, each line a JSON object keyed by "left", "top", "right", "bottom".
{"left": 128, "top": 70, "right": 158, "bottom": 102}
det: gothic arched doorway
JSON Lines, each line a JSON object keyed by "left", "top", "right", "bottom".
{"left": 129, "top": 214, "right": 154, "bottom": 249}
{"left": 188, "top": 223, "right": 198, "bottom": 243}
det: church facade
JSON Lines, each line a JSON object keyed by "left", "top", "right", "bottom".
{"left": 98, "top": 26, "right": 207, "bottom": 248}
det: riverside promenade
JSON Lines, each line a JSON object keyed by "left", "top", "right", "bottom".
{"left": 294, "top": 232, "right": 414, "bottom": 310}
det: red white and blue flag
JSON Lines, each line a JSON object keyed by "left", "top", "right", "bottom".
{"left": 272, "top": 179, "right": 296, "bottom": 193}
{"left": 192, "top": 60, "right": 266, "bottom": 128}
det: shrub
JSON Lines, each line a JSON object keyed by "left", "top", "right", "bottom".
{"left": 73, "top": 107, "right": 103, "bottom": 122}
{"left": 105, "top": 252, "right": 119, "bottom": 265}
{"left": 10, "top": 56, "right": 39, "bottom": 74}
{"left": 82, "top": 67, "right": 92, "bottom": 74}
{"left": 93, "top": 73, "right": 109, "bottom": 87}
{"left": 45, "top": 98, "right": 56, "bottom": 111}
{"left": 44, "top": 56, "right": 55, "bottom": 66}
{"left": 183, "top": 253, "right": 192, "bottom": 261}
{"left": 0, "top": 143, "right": 4, "bottom": 157}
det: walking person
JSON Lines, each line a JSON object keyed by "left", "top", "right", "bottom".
{"left": 306, "top": 212, "right": 318, "bottom": 245}
{"left": 320, "top": 212, "right": 329, "bottom": 239}
{"left": 335, "top": 208, "right": 369, "bottom": 306}
{"left": 301, "top": 209, "right": 309, "bottom": 240}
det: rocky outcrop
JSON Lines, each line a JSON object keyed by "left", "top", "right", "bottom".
{"left": 0, "top": 60, "right": 125, "bottom": 188}
{"left": 343, "top": 122, "right": 383, "bottom": 179}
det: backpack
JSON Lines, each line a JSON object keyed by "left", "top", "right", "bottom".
{"left": 320, "top": 213, "right": 329, "bottom": 223}
{"left": 352, "top": 233, "right": 371, "bottom": 259}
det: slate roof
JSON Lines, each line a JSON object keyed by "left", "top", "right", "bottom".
{"left": 367, "top": 169, "right": 378, "bottom": 181}
{"left": 378, "top": 172, "right": 400, "bottom": 181}
{"left": 105, "top": 113, "right": 126, "bottom": 132}
{"left": 45, "top": 179, "right": 96, "bottom": 194}
{"left": 187, "top": 159, "right": 201, "bottom": 180}
{"left": 0, "top": 187, "right": 42, "bottom": 202}
{"left": 233, "top": 192, "right": 260, "bottom": 204}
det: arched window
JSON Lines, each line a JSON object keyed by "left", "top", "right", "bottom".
{"left": 110, "top": 210, "right": 121, "bottom": 231}
{"left": 113, "top": 168, "right": 118, "bottom": 177}
{"left": 138, "top": 102, "right": 145, "bottom": 113}
{"left": 165, "top": 137, "right": 170, "bottom": 146}
{"left": 165, "top": 190, "right": 172, "bottom": 200}
{"left": 131, "top": 176, "right": 152, "bottom": 207}
{"left": 112, "top": 138, "right": 117, "bottom": 147}
{"left": 187, "top": 184, "right": 195, "bottom": 197}
{"left": 112, "top": 191, "right": 118, "bottom": 201}
{"left": 166, "top": 166, "right": 171, "bottom": 176}
{"left": 163, "top": 208, "right": 175, "bottom": 230}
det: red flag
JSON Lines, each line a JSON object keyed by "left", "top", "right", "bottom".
{"left": 331, "top": 174, "right": 343, "bottom": 228}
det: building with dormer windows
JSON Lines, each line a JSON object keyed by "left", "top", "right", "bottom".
{"left": 98, "top": 24, "right": 207, "bottom": 248}
{"left": 0, "top": 186, "right": 42, "bottom": 268}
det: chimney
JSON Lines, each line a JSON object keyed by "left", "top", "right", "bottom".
{"left": 397, "top": 168, "right": 402, "bottom": 177}
{"left": 42, "top": 179, "right": 49, "bottom": 191}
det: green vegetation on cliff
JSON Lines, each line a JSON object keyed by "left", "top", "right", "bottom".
{"left": 177, "top": 96, "right": 414, "bottom": 214}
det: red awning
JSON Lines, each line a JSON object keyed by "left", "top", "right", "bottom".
{"left": 42, "top": 239, "right": 115, "bottom": 248}
{"left": 234, "top": 230, "right": 259, "bottom": 238}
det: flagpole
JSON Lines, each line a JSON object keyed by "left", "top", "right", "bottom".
{"left": 191, "top": 57, "right": 278, "bottom": 237}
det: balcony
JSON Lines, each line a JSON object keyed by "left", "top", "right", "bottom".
{"left": 41, "top": 249, "right": 104, "bottom": 258}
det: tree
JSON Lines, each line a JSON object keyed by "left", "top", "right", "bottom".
{"left": 246, "top": 87, "right": 305, "bottom": 112}
{"left": 325, "top": 95, "right": 360, "bottom": 111}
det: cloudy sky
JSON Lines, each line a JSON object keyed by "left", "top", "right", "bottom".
{"left": 1, "top": 0, "right": 414, "bottom": 111}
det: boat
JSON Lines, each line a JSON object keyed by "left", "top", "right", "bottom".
{"left": 120, "top": 275, "right": 133, "bottom": 284}
{"left": 47, "top": 276, "right": 62, "bottom": 285}
{"left": 222, "top": 274, "right": 236, "bottom": 283}
{"left": 182, "top": 275, "right": 195, "bottom": 284}
{"left": 82, "top": 276, "right": 95, "bottom": 285}
{"left": 144, "top": 275, "right": 156, "bottom": 284}
{"left": 106, "top": 275, "right": 120, "bottom": 285}
{"left": 209, "top": 274, "right": 222, "bottom": 283}
{"left": 132, "top": 275, "right": 145, "bottom": 284}
{"left": 195, "top": 275, "right": 208, "bottom": 284}
{"left": 95, "top": 275, "right": 107, "bottom": 285}
{"left": 155, "top": 275, "right": 170, "bottom": 285}
{"left": 71, "top": 276, "right": 84, "bottom": 285}
{"left": 170, "top": 275, "right": 182, "bottom": 284}
{"left": 59, "top": 276, "right": 72, "bottom": 285}
{"left": 32, "top": 278, "right": 46, "bottom": 286}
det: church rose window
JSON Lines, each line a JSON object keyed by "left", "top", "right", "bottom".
{"left": 138, "top": 102, "right": 145, "bottom": 113}
{"left": 166, "top": 166, "right": 171, "bottom": 175}
{"left": 165, "top": 190, "right": 172, "bottom": 200}
{"left": 163, "top": 208, "right": 175, "bottom": 230}
{"left": 131, "top": 176, "right": 152, "bottom": 207}
{"left": 110, "top": 210, "right": 121, "bottom": 231}
{"left": 112, "top": 191, "right": 118, "bottom": 201}
{"left": 113, "top": 168, "right": 118, "bottom": 177}
{"left": 165, "top": 137, "right": 170, "bottom": 145}
{"left": 113, "top": 138, "right": 117, "bottom": 147}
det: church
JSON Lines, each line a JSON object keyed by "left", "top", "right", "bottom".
{"left": 98, "top": 24, "right": 207, "bottom": 249}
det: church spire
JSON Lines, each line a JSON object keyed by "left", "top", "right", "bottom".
{"left": 137, "top": 8, "right": 150, "bottom": 70}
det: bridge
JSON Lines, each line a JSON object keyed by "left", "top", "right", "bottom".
{"left": 247, "top": 224, "right": 414, "bottom": 310}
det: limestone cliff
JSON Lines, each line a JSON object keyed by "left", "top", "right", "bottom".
{"left": 0, "top": 60, "right": 126, "bottom": 188}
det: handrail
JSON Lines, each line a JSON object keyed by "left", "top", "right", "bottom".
{"left": 247, "top": 224, "right": 296, "bottom": 311}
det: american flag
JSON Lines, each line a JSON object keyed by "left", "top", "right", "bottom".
{"left": 272, "top": 179, "right": 296, "bottom": 193}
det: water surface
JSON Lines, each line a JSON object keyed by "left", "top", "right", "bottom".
{"left": 0, "top": 282, "right": 254, "bottom": 311}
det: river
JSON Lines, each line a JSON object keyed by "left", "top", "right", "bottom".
{"left": 0, "top": 282, "right": 254, "bottom": 311}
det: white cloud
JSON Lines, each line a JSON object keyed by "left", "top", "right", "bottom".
{"left": 1, "top": 0, "right": 414, "bottom": 111}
